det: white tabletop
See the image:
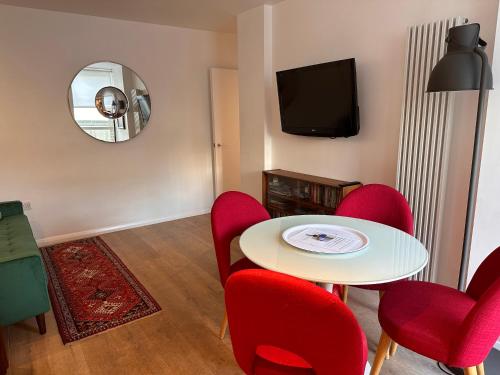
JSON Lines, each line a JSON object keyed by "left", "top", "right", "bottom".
{"left": 239, "top": 215, "right": 428, "bottom": 285}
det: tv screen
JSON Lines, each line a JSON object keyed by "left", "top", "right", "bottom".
{"left": 276, "top": 58, "right": 359, "bottom": 138}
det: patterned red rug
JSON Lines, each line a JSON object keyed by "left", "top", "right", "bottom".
{"left": 40, "top": 237, "right": 161, "bottom": 344}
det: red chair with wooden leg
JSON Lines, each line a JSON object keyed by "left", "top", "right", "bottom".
{"left": 335, "top": 184, "right": 414, "bottom": 301}
{"left": 371, "top": 246, "right": 500, "bottom": 375}
{"left": 225, "top": 269, "right": 369, "bottom": 375}
{"left": 335, "top": 184, "right": 413, "bottom": 356}
{"left": 211, "top": 191, "right": 270, "bottom": 339}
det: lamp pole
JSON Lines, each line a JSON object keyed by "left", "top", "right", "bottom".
{"left": 458, "top": 47, "right": 490, "bottom": 291}
{"left": 441, "top": 39, "right": 492, "bottom": 375}
{"left": 427, "top": 22, "right": 494, "bottom": 375}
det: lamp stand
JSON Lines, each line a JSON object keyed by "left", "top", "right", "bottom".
{"left": 457, "top": 46, "right": 490, "bottom": 291}
{"left": 439, "top": 46, "right": 490, "bottom": 375}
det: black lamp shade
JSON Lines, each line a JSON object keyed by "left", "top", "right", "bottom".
{"left": 427, "top": 23, "right": 493, "bottom": 92}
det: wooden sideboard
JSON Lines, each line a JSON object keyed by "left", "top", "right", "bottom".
{"left": 262, "top": 169, "right": 361, "bottom": 218}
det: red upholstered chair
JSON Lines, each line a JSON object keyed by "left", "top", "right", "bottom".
{"left": 335, "top": 184, "right": 413, "bottom": 357}
{"left": 335, "top": 184, "right": 414, "bottom": 303}
{"left": 371, "top": 246, "right": 500, "bottom": 375}
{"left": 211, "top": 191, "right": 271, "bottom": 338}
{"left": 225, "top": 269, "right": 369, "bottom": 375}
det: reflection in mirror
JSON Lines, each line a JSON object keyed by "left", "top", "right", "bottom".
{"left": 68, "top": 61, "right": 151, "bottom": 143}
{"left": 95, "top": 86, "right": 129, "bottom": 119}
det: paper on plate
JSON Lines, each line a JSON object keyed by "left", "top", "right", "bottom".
{"left": 287, "top": 227, "right": 364, "bottom": 253}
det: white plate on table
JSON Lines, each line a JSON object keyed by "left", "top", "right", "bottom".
{"left": 282, "top": 224, "right": 369, "bottom": 254}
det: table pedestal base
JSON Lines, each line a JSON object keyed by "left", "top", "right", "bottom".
{"left": 316, "top": 282, "right": 334, "bottom": 292}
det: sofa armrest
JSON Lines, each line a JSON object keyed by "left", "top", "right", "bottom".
{"left": 0, "top": 201, "right": 24, "bottom": 217}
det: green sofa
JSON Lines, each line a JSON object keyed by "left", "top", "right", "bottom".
{"left": 0, "top": 201, "right": 50, "bottom": 332}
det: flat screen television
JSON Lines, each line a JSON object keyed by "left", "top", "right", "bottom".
{"left": 276, "top": 58, "right": 359, "bottom": 138}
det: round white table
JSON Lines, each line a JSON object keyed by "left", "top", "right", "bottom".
{"left": 239, "top": 215, "right": 429, "bottom": 287}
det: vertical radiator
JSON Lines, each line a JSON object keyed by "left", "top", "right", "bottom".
{"left": 396, "top": 17, "right": 466, "bottom": 282}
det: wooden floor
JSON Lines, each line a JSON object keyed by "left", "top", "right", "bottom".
{"left": 5, "top": 215, "right": 445, "bottom": 375}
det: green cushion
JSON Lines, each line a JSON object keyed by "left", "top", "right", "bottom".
{"left": 0, "top": 201, "right": 23, "bottom": 217}
{"left": 0, "top": 211, "right": 50, "bottom": 326}
{"left": 0, "top": 256, "right": 50, "bottom": 325}
{"left": 0, "top": 215, "right": 40, "bottom": 263}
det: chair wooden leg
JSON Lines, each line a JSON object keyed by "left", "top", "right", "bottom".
{"left": 377, "top": 292, "right": 391, "bottom": 360}
{"left": 464, "top": 367, "right": 478, "bottom": 375}
{"left": 36, "top": 314, "right": 47, "bottom": 335}
{"left": 370, "top": 331, "right": 391, "bottom": 375}
{"left": 342, "top": 285, "right": 349, "bottom": 304}
{"left": 0, "top": 327, "right": 8, "bottom": 375}
{"left": 219, "top": 309, "right": 228, "bottom": 339}
{"left": 389, "top": 341, "right": 398, "bottom": 357}
{"left": 476, "top": 362, "right": 485, "bottom": 375}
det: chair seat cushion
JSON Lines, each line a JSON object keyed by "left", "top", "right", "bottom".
{"left": 254, "top": 345, "right": 314, "bottom": 375}
{"left": 379, "top": 281, "right": 476, "bottom": 364}
{"left": 253, "top": 345, "right": 370, "bottom": 375}
{"left": 354, "top": 281, "right": 400, "bottom": 291}
{"left": 354, "top": 278, "right": 409, "bottom": 291}
{"left": 230, "top": 257, "right": 261, "bottom": 275}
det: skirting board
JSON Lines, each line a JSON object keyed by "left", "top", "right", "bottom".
{"left": 36, "top": 208, "right": 211, "bottom": 247}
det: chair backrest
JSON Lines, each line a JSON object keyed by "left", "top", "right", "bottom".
{"left": 225, "top": 269, "right": 367, "bottom": 375}
{"left": 466, "top": 246, "right": 500, "bottom": 300}
{"left": 452, "top": 247, "right": 500, "bottom": 366}
{"left": 335, "top": 184, "right": 414, "bottom": 235}
{"left": 211, "top": 191, "right": 270, "bottom": 286}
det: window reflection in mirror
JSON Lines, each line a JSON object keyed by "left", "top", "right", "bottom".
{"left": 68, "top": 62, "right": 151, "bottom": 143}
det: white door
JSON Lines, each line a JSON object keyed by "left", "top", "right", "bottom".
{"left": 210, "top": 68, "right": 241, "bottom": 197}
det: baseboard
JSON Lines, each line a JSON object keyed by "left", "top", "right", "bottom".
{"left": 36, "top": 208, "right": 211, "bottom": 247}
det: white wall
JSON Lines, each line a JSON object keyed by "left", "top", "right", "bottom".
{"left": 0, "top": 5, "right": 237, "bottom": 244}
{"left": 237, "top": 5, "right": 273, "bottom": 200}
{"left": 239, "top": 0, "right": 499, "bottom": 286}
{"left": 271, "top": 0, "right": 496, "bottom": 182}
{"left": 469, "top": 11, "right": 500, "bottom": 282}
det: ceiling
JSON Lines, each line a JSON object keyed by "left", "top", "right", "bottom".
{"left": 0, "top": 0, "right": 283, "bottom": 33}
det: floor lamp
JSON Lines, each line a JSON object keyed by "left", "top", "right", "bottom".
{"left": 427, "top": 23, "right": 493, "bottom": 375}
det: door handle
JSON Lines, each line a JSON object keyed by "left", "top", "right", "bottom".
{"left": 214, "top": 143, "right": 222, "bottom": 148}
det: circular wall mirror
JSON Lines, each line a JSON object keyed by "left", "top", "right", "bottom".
{"left": 68, "top": 61, "right": 151, "bottom": 143}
